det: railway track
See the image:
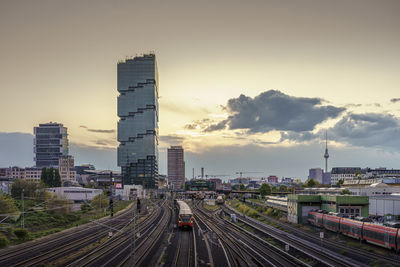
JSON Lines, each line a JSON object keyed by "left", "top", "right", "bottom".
{"left": 63, "top": 199, "right": 166, "bottom": 267}
{"left": 242, "top": 200, "right": 400, "bottom": 266}
{"left": 173, "top": 228, "right": 194, "bottom": 267}
{"left": 117, "top": 202, "right": 171, "bottom": 267}
{"left": 192, "top": 201, "right": 304, "bottom": 267}
{"left": 224, "top": 204, "right": 369, "bottom": 267}
{"left": 0, "top": 201, "right": 150, "bottom": 267}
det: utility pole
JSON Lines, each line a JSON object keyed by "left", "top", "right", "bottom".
{"left": 109, "top": 171, "right": 114, "bottom": 217}
{"left": 21, "top": 189, "right": 24, "bottom": 229}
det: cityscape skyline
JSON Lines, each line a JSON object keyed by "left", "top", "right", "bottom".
{"left": 0, "top": 0, "right": 399, "bottom": 179}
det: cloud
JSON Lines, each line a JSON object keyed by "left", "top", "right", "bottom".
{"left": 391, "top": 98, "right": 400, "bottom": 103}
{"left": 281, "top": 112, "right": 400, "bottom": 150}
{"left": 80, "top": 125, "right": 115, "bottom": 134}
{"left": 159, "top": 135, "right": 185, "bottom": 146}
{"left": 328, "top": 113, "right": 400, "bottom": 149}
{"left": 184, "top": 119, "right": 212, "bottom": 130}
{"left": 204, "top": 90, "right": 345, "bottom": 133}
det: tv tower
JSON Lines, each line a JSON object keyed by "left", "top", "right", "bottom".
{"left": 324, "top": 131, "right": 329, "bottom": 172}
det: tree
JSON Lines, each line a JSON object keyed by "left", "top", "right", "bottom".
{"left": 41, "top": 167, "right": 48, "bottom": 186}
{"left": 41, "top": 168, "right": 61, "bottom": 187}
{"left": 336, "top": 179, "right": 344, "bottom": 187}
{"left": 341, "top": 189, "right": 352, "bottom": 195}
{"left": 0, "top": 194, "right": 18, "bottom": 215}
{"left": 279, "top": 185, "right": 287, "bottom": 192}
{"left": 54, "top": 171, "right": 61, "bottom": 187}
{"left": 259, "top": 183, "right": 271, "bottom": 197}
{"left": 11, "top": 179, "right": 42, "bottom": 199}
{"left": 239, "top": 184, "right": 246, "bottom": 191}
{"left": 91, "top": 193, "right": 108, "bottom": 209}
{"left": 304, "top": 178, "right": 319, "bottom": 188}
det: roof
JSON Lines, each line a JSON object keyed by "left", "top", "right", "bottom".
{"left": 369, "top": 183, "right": 389, "bottom": 188}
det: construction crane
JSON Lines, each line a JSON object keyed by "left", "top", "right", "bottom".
{"left": 235, "top": 171, "right": 263, "bottom": 178}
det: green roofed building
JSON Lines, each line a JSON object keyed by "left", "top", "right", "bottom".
{"left": 185, "top": 179, "right": 216, "bottom": 191}
{"left": 288, "top": 194, "right": 369, "bottom": 224}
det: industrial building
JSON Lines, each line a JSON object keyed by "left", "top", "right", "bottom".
{"left": 185, "top": 179, "right": 216, "bottom": 191}
{"left": 117, "top": 54, "right": 159, "bottom": 189}
{"left": 46, "top": 187, "right": 103, "bottom": 202}
{"left": 369, "top": 195, "right": 400, "bottom": 218}
{"left": 288, "top": 194, "right": 369, "bottom": 224}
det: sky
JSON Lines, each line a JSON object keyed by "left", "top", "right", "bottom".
{"left": 0, "top": 0, "right": 399, "bottom": 180}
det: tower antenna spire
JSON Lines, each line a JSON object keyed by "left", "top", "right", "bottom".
{"left": 324, "top": 130, "right": 329, "bottom": 172}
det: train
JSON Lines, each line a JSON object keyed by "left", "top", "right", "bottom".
{"left": 176, "top": 200, "right": 194, "bottom": 228}
{"left": 216, "top": 195, "right": 225, "bottom": 205}
{"left": 308, "top": 209, "right": 400, "bottom": 251}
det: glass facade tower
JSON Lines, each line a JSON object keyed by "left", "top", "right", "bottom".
{"left": 34, "top": 123, "right": 68, "bottom": 168}
{"left": 117, "top": 54, "right": 159, "bottom": 189}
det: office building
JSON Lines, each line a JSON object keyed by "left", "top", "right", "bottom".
{"left": 168, "top": 146, "right": 185, "bottom": 190}
{"left": 308, "top": 168, "right": 323, "bottom": 183}
{"left": 34, "top": 123, "right": 68, "bottom": 168}
{"left": 59, "top": 155, "right": 76, "bottom": 185}
{"left": 117, "top": 54, "right": 159, "bottom": 188}
{"left": 267, "top": 175, "right": 279, "bottom": 184}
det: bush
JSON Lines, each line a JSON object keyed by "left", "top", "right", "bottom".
{"left": 80, "top": 202, "right": 93, "bottom": 212}
{"left": 0, "top": 233, "right": 9, "bottom": 248}
{"left": 266, "top": 208, "right": 273, "bottom": 216}
{"left": 13, "top": 228, "right": 29, "bottom": 240}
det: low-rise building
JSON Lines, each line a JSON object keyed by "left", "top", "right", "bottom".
{"left": 330, "top": 167, "right": 363, "bottom": 185}
{"left": 369, "top": 195, "right": 400, "bottom": 218}
{"left": 288, "top": 194, "right": 369, "bottom": 224}
{"left": 46, "top": 187, "right": 103, "bottom": 202}
{"left": 350, "top": 183, "right": 400, "bottom": 196}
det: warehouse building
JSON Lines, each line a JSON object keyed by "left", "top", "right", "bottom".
{"left": 288, "top": 194, "right": 369, "bottom": 224}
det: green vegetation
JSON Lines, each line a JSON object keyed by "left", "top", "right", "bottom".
{"left": 231, "top": 200, "right": 260, "bottom": 219}
{"left": 336, "top": 178, "right": 344, "bottom": 186}
{"left": 41, "top": 167, "right": 61, "bottom": 187}
{"left": 0, "top": 192, "right": 131, "bottom": 247}
{"left": 203, "top": 203, "right": 219, "bottom": 211}
{"left": 13, "top": 228, "right": 29, "bottom": 241}
{"left": 11, "top": 179, "right": 46, "bottom": 199}
{"left": 0, "top": 194, "right": 18, "bottom": 214}
{"left": 303, "top": 178, "right": 319, "bottom": 188}
{"left": 278, "top": 185, "right": 287, "bottom": 192}
{"left": 259, "top": 183, "right": 271, "bottom": 197}
{"left": 341, "top": 189, "right": 351, "bottom": 195}
{"left": 0, "top": 233, "right": 9, "bottom": 248}
{"left": 91, "top": 193, "right": 109, "bottom": 209}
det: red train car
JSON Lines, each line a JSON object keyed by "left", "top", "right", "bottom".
{"left": 308, "top": 210, "right": 324, "bottom": 227}
{"left": 362, "top": 222, "right": 399, "bottom": 250}
{"left": 323, "top": 213, "right": 341, "bottom": 232}
{"left": 340, "top": 217, "right": 363, "bottom": 240}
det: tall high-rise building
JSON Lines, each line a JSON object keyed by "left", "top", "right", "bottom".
{"left": 117, "top": 54, "right": 159, "bottom": 189}
{"left": 168, "top": 146, "right": 185, "bottom": 190}
{"left": 34, "top": 122, "right": 68, "bottom": 168}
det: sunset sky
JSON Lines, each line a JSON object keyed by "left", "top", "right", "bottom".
{"left": 1, "top": 0, "right": 399, "bottom": 179}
